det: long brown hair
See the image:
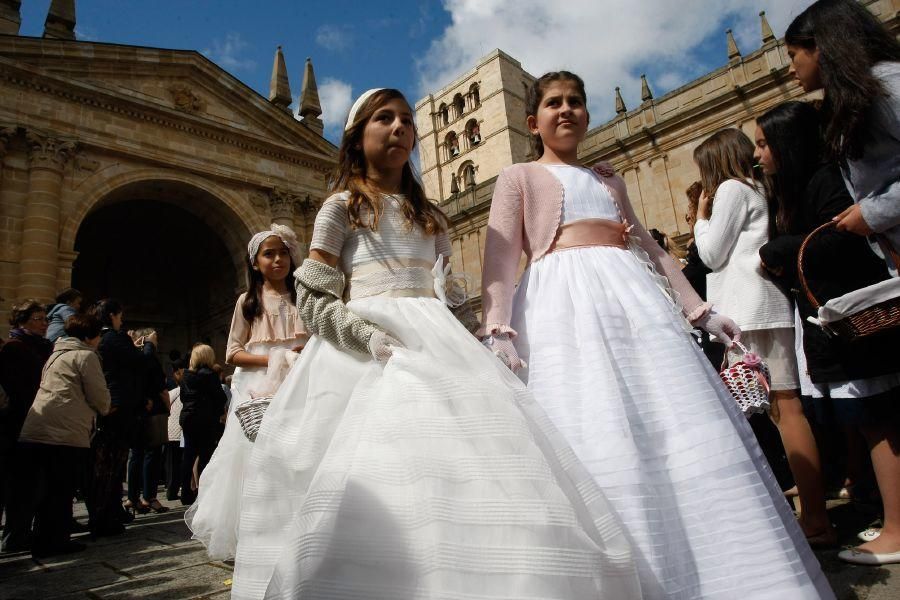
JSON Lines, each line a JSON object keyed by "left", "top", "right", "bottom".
{"left": 693, "top": 128, "right": 758, "bottom": 201}
{"left": 332, "top": 88, "right": 446, "bottom": 235}
{"left": 786, "top": 0, "right": 900, "bottom": 160}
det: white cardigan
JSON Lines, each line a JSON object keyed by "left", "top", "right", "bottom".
{"left": 694, "top": 179, "right": 793, "bottom": 331}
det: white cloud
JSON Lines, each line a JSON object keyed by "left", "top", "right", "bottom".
{"left": 315, "top": 25, "right": 353, "bottom": 52}
{"left": 416, "top": 0, "right": 814, "bottom": 122}
{"left": 311, "top": 77, "right": 354, "bottom": 143}
{"left": 202, "top": 33, "right": 256, "bottom": 72}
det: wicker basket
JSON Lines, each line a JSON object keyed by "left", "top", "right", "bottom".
{"left": 798, "top": 222, "right": 900, "bottom": 341}
{"left": 234, "top": 396, "right": 272, "bottom": 442}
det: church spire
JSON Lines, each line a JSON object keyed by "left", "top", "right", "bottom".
{"left": 43, "top": 0, "right": 75, "bottom": 40}
{"left": 614, "top": 87, "right": 626, "bottom": 114}
{"left": 299, "top": 57, "right": 324, "bottom": 137}
{"left": 268, "top": 46, "right": 292, "bottom": 112}
{"left": 759, "top": 11, "right": 775, "bottom": 44}
{"left": 726, "top": 29, "right": 741, "bottom": 61}
{"left": 640, "top": 74, "right": 653, "bottom": 102}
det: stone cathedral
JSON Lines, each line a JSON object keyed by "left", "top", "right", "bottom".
{"left": 0, "top": 0, "right": 335, "bottom": 354}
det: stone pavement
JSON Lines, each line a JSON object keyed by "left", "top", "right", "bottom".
{"left": 0, "top": 495, "right": 898, "bottom": 599}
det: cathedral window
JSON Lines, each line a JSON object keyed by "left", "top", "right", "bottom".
{"left": 439, "top": 103, "right": 449, "bottom": 126}
{"left": 469, "top": 83, "right": 480, "bottom": 108}
{"left": 445, "top": 131, "right": 460, "bottom": 159}
{"left": 465, "top": 119, "right": 481, "bottom": 146}
{"left": 453, "top": 93, "right": 465, "bottom": 120}
{"left": 459, "top": 161, "right": 477, "bottom": 188}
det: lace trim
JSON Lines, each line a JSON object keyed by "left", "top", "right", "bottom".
{"left": 625, "top": 236, "right": 695, "bottom": 333}
{"left": 348, "top": 266, "right": 436, "bottom": 300}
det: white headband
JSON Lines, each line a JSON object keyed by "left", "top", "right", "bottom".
{"left": 345, "top": 88, "right": 385, "bottom": 131}
{"left": 247, "top": 223, "right": 302, "bottom": 266}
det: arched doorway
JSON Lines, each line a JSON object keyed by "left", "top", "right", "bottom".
{"left": 72, "top": 180, "right": 253, "bottom": 367}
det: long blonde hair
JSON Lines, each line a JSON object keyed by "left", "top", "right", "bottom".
{"left": 332, "top": 88, "right": 447, "bottom": 235}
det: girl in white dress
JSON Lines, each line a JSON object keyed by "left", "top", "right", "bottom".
{"left": 480, "top": 71, "right": 834, "bottom": 600}
{"left": 230, "top": 88, "right": 643, "bottom": 600}
{"left": 186, "top": 225, "right": 307, "bottom": 560}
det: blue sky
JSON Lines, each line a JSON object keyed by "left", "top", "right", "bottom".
{"left": 18, "top": 1, "right": 813, "bottom": 144}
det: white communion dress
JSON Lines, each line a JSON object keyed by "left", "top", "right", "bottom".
{"left": 510, "top": 164, "right": 834, "bottom": 599}
{"left": 186, "top": 290, "right": 307, "bottom": 560}
{"left": 230, "top": 193, "right": 644, "bottom": 600}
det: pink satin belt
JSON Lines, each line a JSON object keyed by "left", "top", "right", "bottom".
{"left": 549, "top": 219, "right": 629, "bottom": 252}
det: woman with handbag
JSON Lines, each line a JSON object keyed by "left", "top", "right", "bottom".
{"left": 756, "top": 100, "right": 900, "bottom": 566}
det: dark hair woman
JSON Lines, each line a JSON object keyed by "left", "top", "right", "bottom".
{"left": 785, "top": 0, "right": 900, "bottom": 275}
{"left": 86, "top": 298, "right": 144, "bottom": 537}
{"left": 756, "top": 99, "right": 900, "bottom": 566}
{"left": 0, "top": 300, "right": 53, "bottom": 551}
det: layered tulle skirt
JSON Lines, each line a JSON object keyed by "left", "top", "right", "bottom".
{"left": 231, "top": 296, "right": 643, "bottom": 599}
{"left": 511, "top": 245, "right": 833, "bottom": 599}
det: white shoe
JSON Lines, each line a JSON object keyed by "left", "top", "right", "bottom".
{"left": 857, "top": 528, "right": 881, "bottom": 542}
{"left": 838, "top": 547, "right": 900, "bottom": 566}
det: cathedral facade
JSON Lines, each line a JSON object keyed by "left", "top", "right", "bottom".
{"left": 0, "top": 1, "right": 335, "bottom": 354}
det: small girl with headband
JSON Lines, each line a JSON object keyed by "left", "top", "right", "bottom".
{"left": 186, "top": 223, "right": 307, "bottom": 560}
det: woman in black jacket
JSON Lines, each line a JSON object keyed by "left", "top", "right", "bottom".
{"left": 179, "top": 344, "right": 227, "bottom": 505}
{"left": 756, "top": 101, "right": 900, "bottom": 562}
{"left": 88, "top": 298, "right": 143, "bottom": 537}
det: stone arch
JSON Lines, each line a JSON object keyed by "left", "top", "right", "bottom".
{"left": 61, "top": 167, "right": 265, "bottom": 264}
{"left": 458, "top": 160, "right": 477, "bottom": 188}
{"left": 452, "top": 93, "right": 465, "bottom": 120}
{"left": 469, "top": 82, "right": 480, "bottom": 108}
{"left": 63, "top": 169, "right": 268, "bottom": 361}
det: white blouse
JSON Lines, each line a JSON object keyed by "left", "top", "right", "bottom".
{"left": 544, "top": 164, "right": 620, "bottom": 223}
{"left": 694, "top": 178, "right": 793, "bottom": 331}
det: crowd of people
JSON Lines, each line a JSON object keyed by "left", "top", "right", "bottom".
{"left": 0, "top": 290, "right": 234, "bottom": 557}
{"left": 0, "top": 1, "right": 897, "bottom": 598}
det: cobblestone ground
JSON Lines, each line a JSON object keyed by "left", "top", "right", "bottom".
{"left": 0, "top": 495, "right": 898, "bottom": 599}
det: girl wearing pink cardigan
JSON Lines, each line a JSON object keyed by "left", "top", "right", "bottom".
{"left": 480, "top": 71, "right": 834, "bottom": 600}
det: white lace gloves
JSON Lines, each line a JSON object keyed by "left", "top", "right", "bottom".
{"left": 367, "top": 331, "right": 403, "bottom": 362}
{"left": 482, "top": 332, "right": 526, "bottom": 372}
{"left": 295, "top": 259, "right": 403, "bottom": 362}
{"left": 693, "top": 310, "right": 741, "bottom": 347}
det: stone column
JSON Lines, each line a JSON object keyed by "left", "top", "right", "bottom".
{"left": 0, "top": 126, "right": 15, "bottom": 189}
{"left": 18, "top": 131, "right": 76, "bottom": 302}
{"left": 268, "top": 187, "right": 296, "bottom": 228}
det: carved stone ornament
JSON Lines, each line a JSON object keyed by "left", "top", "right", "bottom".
{"left": 268, "top": 187, "right": 298, "bottom": 220}
{"left": 25, "top": 131, "right": 77, "bottom": 170}
{"left": 75, "top": 155, "right": 100, "bottom": 172}
{"left": 168, "top": 84, "right": 207, "bottom": 114}
{"left": 0, "top": 126, "right": 16, "bottom": 157}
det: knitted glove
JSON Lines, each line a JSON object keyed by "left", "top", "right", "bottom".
{"left": 295, "top": 259, "right": 383, "bottom": 356}
{"left": 693, "top": 311, "right": 741, "bottom": 346}
{"left": 368, "top": 330, "right": 404, "bottom": 362}
{"left": 483, "top": 333, "right": 526, "bottom": 372}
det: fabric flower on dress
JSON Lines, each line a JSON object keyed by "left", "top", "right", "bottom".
{"left": 431, "top": 254, "right": 470, "bottom": 308}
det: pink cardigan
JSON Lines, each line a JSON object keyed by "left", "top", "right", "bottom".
{"left": 479, "top": 161, "right": 708, "bottom": 336}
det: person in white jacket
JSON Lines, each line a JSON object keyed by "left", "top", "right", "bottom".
{"left": 694, "top": 127, "right": 833, "bottom": 547}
